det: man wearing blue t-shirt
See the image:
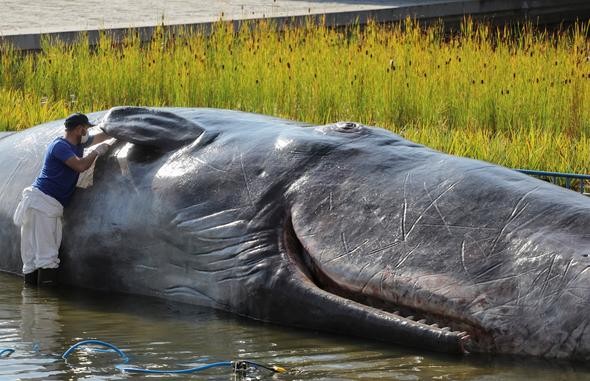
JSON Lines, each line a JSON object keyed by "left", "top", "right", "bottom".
{"left": 13, "top": 113, "right": 111, "bottom": 286}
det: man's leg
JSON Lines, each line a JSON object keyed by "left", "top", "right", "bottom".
{"left": 30, "top": 208, "right": 62, "bottom": 286}
{"left": 20, "top": 209, "right": 38, "bottom": 285}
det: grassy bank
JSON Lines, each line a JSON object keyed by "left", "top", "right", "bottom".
{"left": 1, "top": 19, "right": 589, "bottom": 173}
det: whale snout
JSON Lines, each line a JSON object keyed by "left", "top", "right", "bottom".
{"left": 285, "top": 133, "right": 590, "bottom": 359}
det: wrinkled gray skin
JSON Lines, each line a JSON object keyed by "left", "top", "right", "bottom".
{"left": 1, "top": 107, "right": 590, "bottom": 359}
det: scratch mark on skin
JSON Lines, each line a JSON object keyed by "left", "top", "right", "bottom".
{"left": 394, "top": 243, "right": 422, "bottom": 269}
{"left": 173, "top": 208, "right": 241, "bottom": 227}
{"left": 350, "top": 240, "right": 369, "bottom": 255}
{"left": 515, "top": 284, "right": 522, "bottom": 307}
{"left": 461, "top": 232, "right": 494, "bottom": 261}
{"left": 487, "top": 186, "right": 539, "bottom": 257}
{"left": 416, "top": 224, "right": 498, "bottom": 231}
{"left": 424, "top": 182, "right": 452, "bottom": 236}
{"left": 341, "top": 232, "right": 349, "bottom": 254}
{"left": 539, "top": 253, "right": 557, "bottom": 302}
{"left": 461, "top": 240, "right": 469, "bottom": 274}
{"left": 501, "top": 209, "right": 546, "bottom": 237}
{"left": 471, "top": 272, "right": 523, "bottom": 287}
{"left": 563, "top": 265, "right": 590, "bottom": 293}
{"left": 361, "top": 269, "right": 384, "bottom": 294}
{"left": 240, "top": 153, "right": 254, "bottom": 206}
{"left": 324, "top": 239, "right": 369, "bottom": 264}
{"left": 194, "top": 156, "right": 228, "bottom": 173}
{"left": 401, "top": 173, "right": 409, "bottom": 241}
{"left": 135, "top": 264, "right": 157, "bottom": 271}
{"left": 329, "top": 192, "right": 333, "bottom": 211}
{"left": 510, "top": 286, "right": 543, "bottom": 308}
{"left": 531, "top": 266, "right": 549, "bottom": 289}
{"left": 353, "top": 261, "right": 374, "bottom": 283}
{"left": 564, "top": 289, "right": 588, "bottom": 303}
{"left": 405, "top": 178, "right": 463, "bottom": 240}
{"left": 520, "top": 251, "right": 554, "bottom": 262}
{"left": 472, "top": 261, "right": 503, "bottom": 281}
{"left": 368, "top": 241, "right": 400, "bottom": 256}
{"left": 550, "top": 258, "right": 574, "bottom": 305}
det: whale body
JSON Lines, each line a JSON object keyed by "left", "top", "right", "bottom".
{"left": 1, "top": 107, "right": 589, "bottom": 359}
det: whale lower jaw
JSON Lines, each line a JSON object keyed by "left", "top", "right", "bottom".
{"left": 280, "top": 217, "right": 476, "bottom": 354}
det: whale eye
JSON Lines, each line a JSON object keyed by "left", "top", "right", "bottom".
{"left": 333, "top": 122, "right": 363, "bottom": 133}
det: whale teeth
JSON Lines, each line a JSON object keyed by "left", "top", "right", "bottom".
{"left": 457, "top": 331, "right": 468, "bottom": 338}
{"left": 417, "top": 319, "right": 427, "bottom": 324}
{"left": 431, "top": 323, "right": 439, "bottom": 328}
{"left": 406, "top": 315, "right": 415, "bottom": 320}
{"left": 393, "top": 311, "right": 400, "bottom": 315}
{"left": 458, "top": 334, "right": 472, "bottom": 355}
{"left": 441, "top": 326, "right": 451, "bottom": 331}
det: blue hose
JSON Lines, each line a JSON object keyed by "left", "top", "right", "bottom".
{"left": 118, "top": 361, "right": 233, "bottom": 374}
{"left": 0, "top": 349, "right": 15, "bottom": 357}
{"left": 61, "top": 339, "right": 285, "bottom": 375}
{"left": 62, "top": 340, "right": 129, "bottom": 363}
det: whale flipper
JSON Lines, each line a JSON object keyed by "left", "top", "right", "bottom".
{"left": 99, "top": 106, "right": 204, "bottom": 151}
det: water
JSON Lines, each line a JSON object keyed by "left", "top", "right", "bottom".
{"left": 1, "top": 272, "right": 589, "bottom": 380}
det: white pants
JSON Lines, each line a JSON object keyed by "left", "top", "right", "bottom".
{"left": 13, "top": 187, "right": 63, "bottom": 274}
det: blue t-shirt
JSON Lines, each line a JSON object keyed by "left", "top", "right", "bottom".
{"left": 33, "top": 136, "right": 94, "bottom": 206}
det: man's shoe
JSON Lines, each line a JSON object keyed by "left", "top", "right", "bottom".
{"left": 37, "top": 268, "right": 58, "bottom": 287}
{"left": 23, "top": 270, "right": 39, "bottom": 286}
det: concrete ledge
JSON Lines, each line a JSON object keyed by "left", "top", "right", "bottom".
{"left": 1, "top": 0, "right": 589, "bottom": 51}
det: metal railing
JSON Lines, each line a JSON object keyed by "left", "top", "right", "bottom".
{"left": 516, "top": 169, "right": 590, "bottom": 196}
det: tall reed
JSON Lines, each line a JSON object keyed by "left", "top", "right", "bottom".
{"left": 1, "top": 19, "right": 588, "bottom": 173}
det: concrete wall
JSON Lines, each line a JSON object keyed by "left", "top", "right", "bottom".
{"left": 1, "top": 0, "right": 589, "bottom": 51}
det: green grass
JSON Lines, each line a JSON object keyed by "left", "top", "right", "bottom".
{"left": 1, "top": 19, "right": 589, "bottom": 174}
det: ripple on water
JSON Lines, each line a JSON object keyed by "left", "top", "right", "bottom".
{"left": 1, "top": 272, "right": 590, "bottom": 380}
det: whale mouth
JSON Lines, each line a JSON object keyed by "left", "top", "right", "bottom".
{"left": 282, "top": 217, "right": 484, "bottom": 353}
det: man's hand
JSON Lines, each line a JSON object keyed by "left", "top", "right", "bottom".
{"left": 88, "top": 131, "right": 111, "bottom": 146}
{"left": 94, "top": 144, "right": 109, "bottom": 156}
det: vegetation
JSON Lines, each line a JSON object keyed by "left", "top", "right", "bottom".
{"left": 1, "top": 19, "right": 589, "bottom": 174}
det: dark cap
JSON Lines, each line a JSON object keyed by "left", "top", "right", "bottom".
{"left": 64, "top": 113, "right": 95, "bottom": 130}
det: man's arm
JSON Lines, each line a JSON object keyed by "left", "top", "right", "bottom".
{"left": 64, "top": 151, "right": 100, "bottom": 173}
{"left": 63, "top": 143, "right": 109, "bottom": 173}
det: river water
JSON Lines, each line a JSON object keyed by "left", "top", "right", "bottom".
{"left": 0, "top": 271, "right": 589, "bottom": 380}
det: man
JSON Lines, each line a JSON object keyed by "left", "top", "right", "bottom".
{"left": 13, "top": 113, "right": 111, "bottom": 286}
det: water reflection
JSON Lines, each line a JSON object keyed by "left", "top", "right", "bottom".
{"left": 1, "top": 271, "right": 589, "bottom": 380}
{"left": 20, "top": 287, "right": 61, "bottom": 354}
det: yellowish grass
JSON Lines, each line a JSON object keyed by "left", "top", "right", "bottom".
{"left": 1, "top": 19, "right": 588, "bottom": 173}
